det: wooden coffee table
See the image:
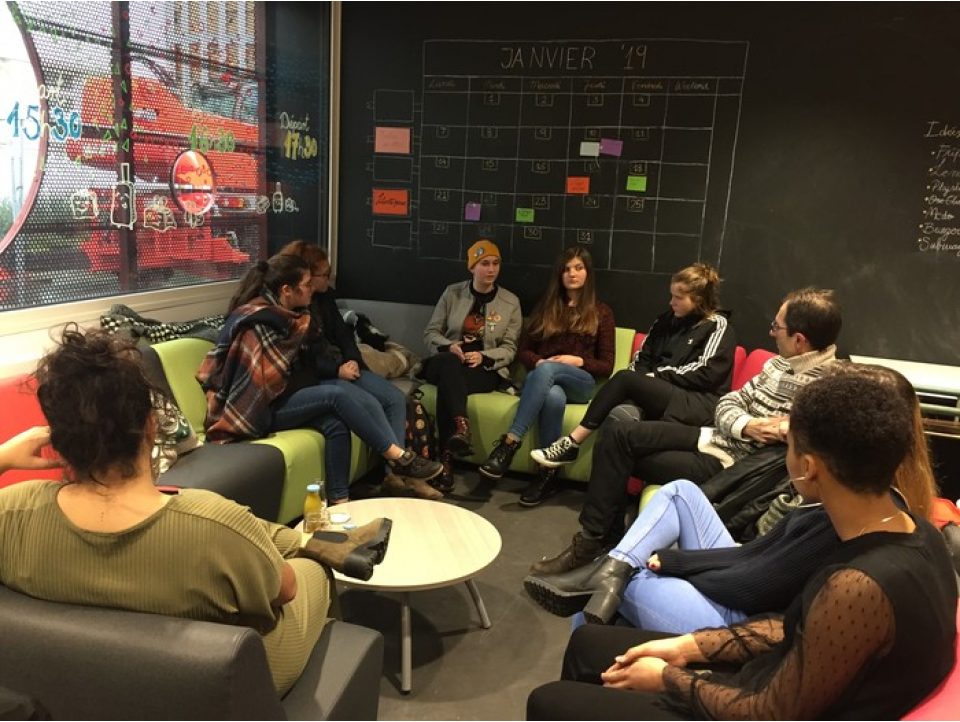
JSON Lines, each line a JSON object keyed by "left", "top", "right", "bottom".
{"left": 323, "top": 497, "right": 502, "bottom": 694}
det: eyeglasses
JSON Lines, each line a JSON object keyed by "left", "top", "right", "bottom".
{"left": 312, "top": 271, "right": 331, "bottom": 279}
{"left": 769, "top": 320, "right": 787, "bottom": 333}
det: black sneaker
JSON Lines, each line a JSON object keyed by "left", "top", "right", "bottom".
{"left": 388, "top": 450, "right": 443, "bottom": 481}
{"left": 479, "top": 435, "right": 521, "bottom": 479}
{"left": 530, "top": 436, "right": 579, "bottom": 468}
{"left": 519, "top": 467, "right": 559, "bottom": 507}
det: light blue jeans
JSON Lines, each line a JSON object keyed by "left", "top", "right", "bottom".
{"left": 508, "top": 362, "right": 596, "bottom": 445}
{"left": 572, "top": 479, "right": 748, "bottom": 633}
{"left": 271, "top": 372, "right": 406, "bottom": 501}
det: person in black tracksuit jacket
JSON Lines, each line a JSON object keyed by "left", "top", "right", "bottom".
{"left": 531, "top": 263, "right": 736, "bottom": 471}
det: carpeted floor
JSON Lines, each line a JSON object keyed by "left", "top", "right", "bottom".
{"left": 339, "top": 465, "right": 591, "bottom": 721}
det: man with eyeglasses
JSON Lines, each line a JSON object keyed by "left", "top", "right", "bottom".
{"left": 529, "top": 288, "right": 841, "bottom": 576}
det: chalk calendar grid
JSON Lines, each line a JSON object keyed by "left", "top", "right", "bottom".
{"left": 368, "top": 39, "right": 748, "bottom": 274}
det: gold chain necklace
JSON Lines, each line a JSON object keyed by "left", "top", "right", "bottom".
{"left": 856, "top": 513, "right": 898, "bottom": 538}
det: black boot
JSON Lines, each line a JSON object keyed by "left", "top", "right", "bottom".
{"left": 479, "top": 435, "right": 521, "bottom": 479}
{"left": 524, "top": 556, "right": 635, "bottom": 619}
{"left": 431, "top": 448, "right": 455, "bottom": 493}
{"left": 519, "top": 466, "right": 560, "bottom": 507}
{"left": 530, "top": 531, "right": 609, "bottom": 575}
{"left": 447, "top": 416, "right": 474, "bottom": 457}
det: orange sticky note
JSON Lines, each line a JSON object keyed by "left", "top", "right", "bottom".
{"left": 375, "top": 127, "right": 411, "bottom": 154}
{"left": 372, "top": 188, "right": 408, "bottom": 216}
{"left": 567, "top": 176, "right": 590, "bottom": 194}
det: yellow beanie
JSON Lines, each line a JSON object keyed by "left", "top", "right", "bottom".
{"left": 466, "top": 239, "right": 501, "bottom": 270}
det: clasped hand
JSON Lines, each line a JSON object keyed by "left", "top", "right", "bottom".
{"left": 600, "top": 636, "right": 696, "bottom": 692}
{"left": 450, "top": 343, "right": 483, "bottom": 367}
{"left": 743, "top": 415, "right": 789, "bottom": 444}
{"left": 535, "top": 355, "right": 583, "bottom": 367}
{"left": 338, "top": 360, "right": 361, "bottom": 380}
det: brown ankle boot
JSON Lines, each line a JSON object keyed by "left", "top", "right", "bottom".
{"left": 383, "top": 471, "right": 443, "bottom": 500}
{"left": 447, "top": 416, "right": 474, "bottom": 457}
{"left": 298, "top": 518, "right": 393, "bottom": 580}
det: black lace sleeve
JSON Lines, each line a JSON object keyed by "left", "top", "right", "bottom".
{"left": 689, "top": 615, "right": 785, "bottom": 665}
{"left": 663, "top": 570, "right": 895, "bottom": 720}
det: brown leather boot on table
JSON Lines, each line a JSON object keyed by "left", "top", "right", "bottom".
{"left": 298, "top": 518, "right": 393, "bottom": 580}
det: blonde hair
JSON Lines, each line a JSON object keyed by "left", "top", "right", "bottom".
{"left": 671, "top": 263, "right": 721, "bottom": 316}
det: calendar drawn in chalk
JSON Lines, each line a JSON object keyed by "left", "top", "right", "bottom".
{"left": 366, "top": 38, "right": 748, "bottom": 274}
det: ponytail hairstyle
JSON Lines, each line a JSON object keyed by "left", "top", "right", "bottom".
{"left": 35, "top": 325, "right": 156, "bottom": 484}
{"left": 278, "top": 239, "right": 329, "bottom": 274}
{"left": 671, "top": 263, "right": 721, "bottom": 317}
{"left": 228, "top": 254, "right": 310, "bottom": 313}
{"left": 527, "top": 246, "right": 600, "bottom": 339}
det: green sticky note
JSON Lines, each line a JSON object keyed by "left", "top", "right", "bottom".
{"left": 626, "top": 175, "right": 647, "bottom": 192}
{"left": 515, "top": 207, "right": 535, "bottom": 223}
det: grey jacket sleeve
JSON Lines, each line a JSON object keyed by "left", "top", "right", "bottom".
{"left": 480, "top": 294, "right": 522, "bottom": 371}
{"left": 423, "top": 285, "right": 459, "bottom": 354}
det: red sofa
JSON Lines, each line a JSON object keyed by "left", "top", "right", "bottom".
{"left": 0, "top": 376, "right": 61, "bottom": 488}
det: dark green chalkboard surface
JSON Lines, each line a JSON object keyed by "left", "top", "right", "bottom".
{"left": 336, "top": 2, "right": 960, "bottom": 363}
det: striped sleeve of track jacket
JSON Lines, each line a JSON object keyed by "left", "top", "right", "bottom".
{"left": 654, "top": 314, "right": 735, "bottom": 392}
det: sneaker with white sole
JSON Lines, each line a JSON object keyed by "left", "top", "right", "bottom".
{"left": 530, "top": 435, "right": 580, "bottom": 467}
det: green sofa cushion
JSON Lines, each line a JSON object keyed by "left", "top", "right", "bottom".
{"left": 417, "top": 326, "right": 636, "bottom": 482}
{"left": 149, "top": 338, "right": 373, "bottom": 524}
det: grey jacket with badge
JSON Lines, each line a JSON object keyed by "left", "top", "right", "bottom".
{"left": 423, "top": 280, "right": 522, "bottom": 379}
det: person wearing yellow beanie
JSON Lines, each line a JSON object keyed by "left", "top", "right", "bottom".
{"left": 420, "top": 239, "right": 522, "bottom": 492}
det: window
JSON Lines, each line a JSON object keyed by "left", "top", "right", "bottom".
{"left": 0, "top": 1, "right": 267, "bottom": 311}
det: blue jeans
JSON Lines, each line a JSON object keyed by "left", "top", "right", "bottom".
{"left": 271, "top": 376, "right": 402, "bottom": 501}
{"left": 509, "top": 362, "right": 596, "bottom": 445}
{"left": 572, "top": 479, "right": 747, "bottom": 633}
{"left": 352, "top": 370, "right": 407, "bottom": 446}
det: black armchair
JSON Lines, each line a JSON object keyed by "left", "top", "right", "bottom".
{"left": 0, "top": 584, "right": 383, "bottom": 720}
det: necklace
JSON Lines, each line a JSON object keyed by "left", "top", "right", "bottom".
{"left": 856, "top": 513, "right": 898, "bottom": 538}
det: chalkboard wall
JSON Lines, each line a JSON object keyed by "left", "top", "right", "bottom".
{"left": 336, "top": 2, "right": 960, "bottom": 364}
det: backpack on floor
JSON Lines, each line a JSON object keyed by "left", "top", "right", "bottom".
{"left": 404, "top": 389, "right": 438, "bottom": 461}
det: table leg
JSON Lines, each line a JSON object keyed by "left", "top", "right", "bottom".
{"left": 400, "top": 591, "right": 412, "bottom": 694}
{"left": 465, "top": 579, "right": 491, "bottom": 629}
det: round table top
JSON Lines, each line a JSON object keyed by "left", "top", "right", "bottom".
{"left": 325, "top": 497, "right": 502, "bottom": 592}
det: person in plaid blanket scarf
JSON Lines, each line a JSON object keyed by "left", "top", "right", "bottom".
{"left": 197, "top": 254, "right": 441, "bottom": 502}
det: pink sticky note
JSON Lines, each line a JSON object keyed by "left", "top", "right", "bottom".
{"left": 599, "top": 138, "right": 623, "bottom": 157}
{"left": 465, "top": 202, "right": 481, "bottom": 221}
{"left": 374, "top": 127, "right": 411, "bottom": 154}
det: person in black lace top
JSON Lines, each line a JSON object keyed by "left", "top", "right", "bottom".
{"left": 528, "top": 373, "right": 957, "bottom": 720}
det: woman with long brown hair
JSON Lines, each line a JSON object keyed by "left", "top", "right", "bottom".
{"left": 531, "top": 263, "right": 735, "bottom": 470}
{"left": 478, "top": 246, "right": 615, "bottom": 506}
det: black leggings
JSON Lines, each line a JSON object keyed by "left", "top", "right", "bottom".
{"left": 527, "top": 625, "right": 688, "bottom": 720}
{"left": 419, "top": 352, "right": 499, "bottom": 443}
{"left": 580, "top": 370, "right": 676, "bottom": 429}
{"left": 579, "top": 418, "right": 722, "bottom": 540}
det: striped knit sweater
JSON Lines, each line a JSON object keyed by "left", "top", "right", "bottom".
{"left": 699, "top": 345, "right": 838, "bottom": 467}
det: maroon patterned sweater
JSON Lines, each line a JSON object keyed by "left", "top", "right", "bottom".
{"left": 518, "top": 302, "right": 615, "bottom": 377}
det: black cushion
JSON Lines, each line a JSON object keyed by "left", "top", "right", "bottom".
{"left": 160, "top": 442, "right": 285, "bottom": 522}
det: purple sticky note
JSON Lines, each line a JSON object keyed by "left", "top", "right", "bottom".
{"left": 465, "top": 202, "right": 481, "bottom": 221}
{"left": 599, "top": 138, "right": 623, "bottom": 157}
